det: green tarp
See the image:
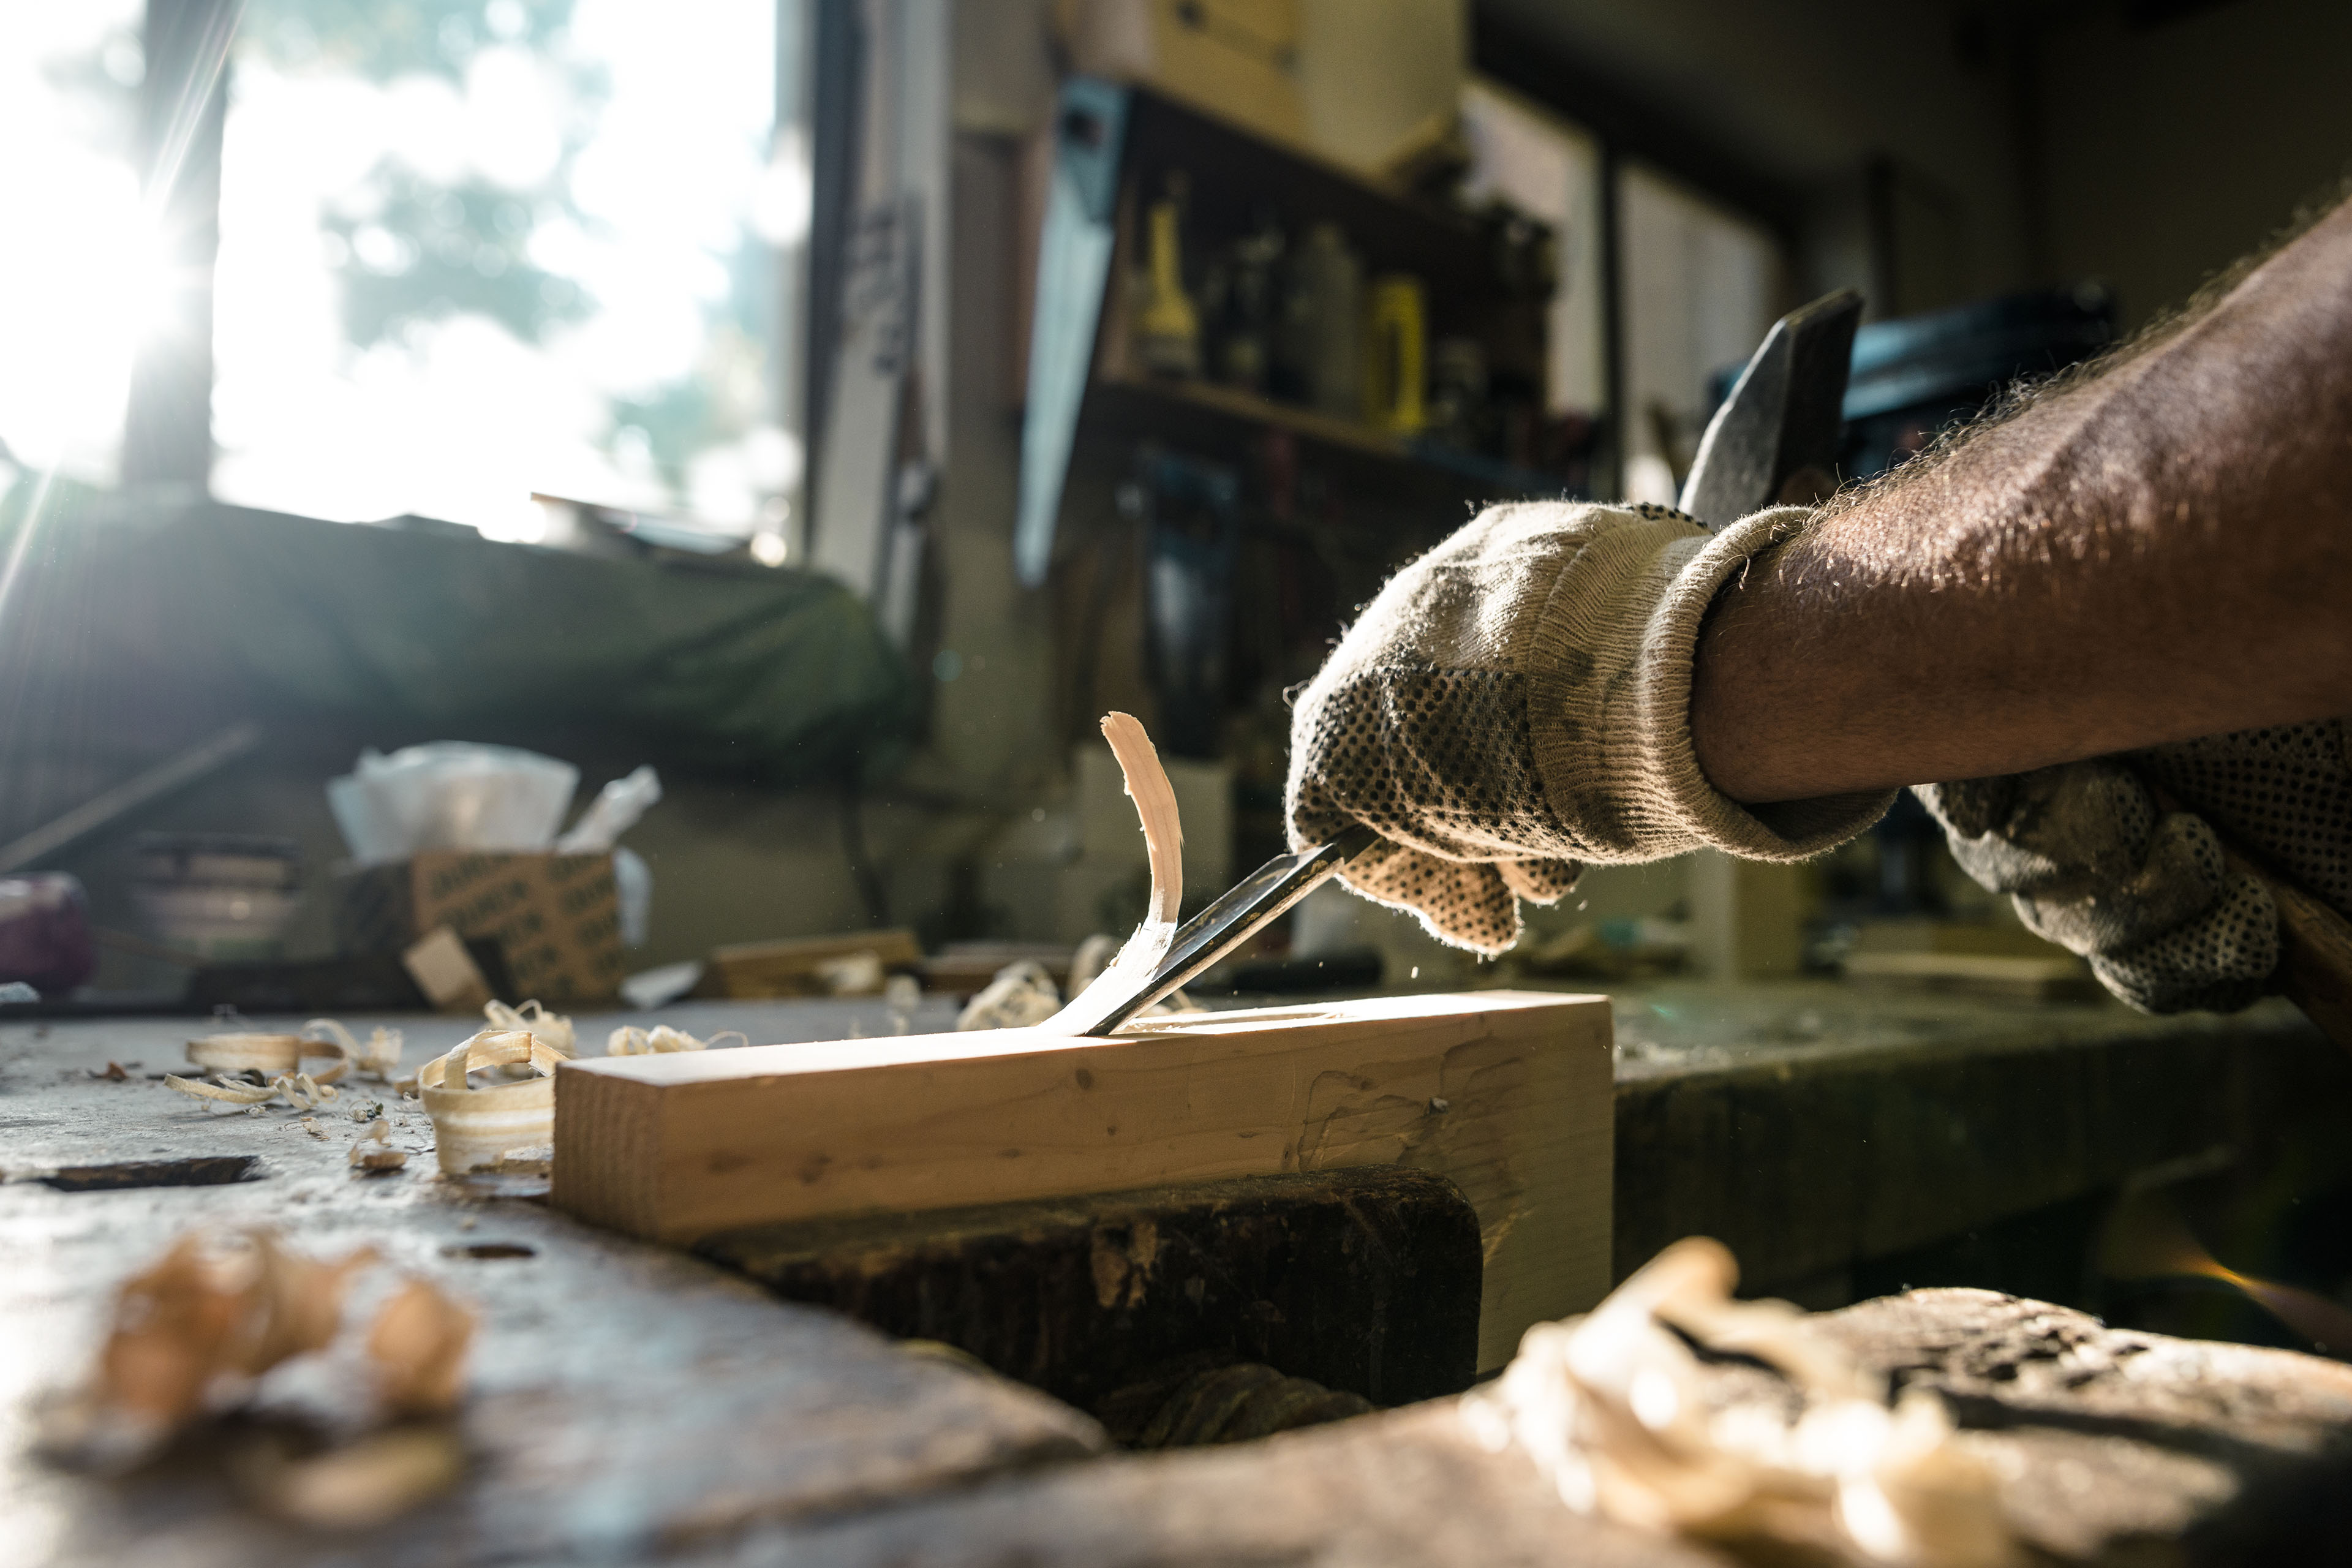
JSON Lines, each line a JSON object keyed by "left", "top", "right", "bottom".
{"left": 0, "top": 488, "right": 917, "bottom": 785}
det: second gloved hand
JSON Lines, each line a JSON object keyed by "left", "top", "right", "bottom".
{"left": 1920, "top": 722, "right": 2352, "bottom": 1014}
{"left": 1285, "top": 500, "right": 1894, "bottom": 952}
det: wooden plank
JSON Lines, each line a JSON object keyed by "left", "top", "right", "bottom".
{"left": 1841, "top": 950, "right": 2099, "bottom": 1000}
{"left": 696, "top": 928, "right": 924, "bottom": 998}
{"left": 554, "top": 992, "right": 1614, "bottom": 1371}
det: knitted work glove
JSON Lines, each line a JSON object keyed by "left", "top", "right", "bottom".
{"left": 1918, "top": 721, "right": 2352, "bottom": 1013}
{"left": 1286, "top": 500, "right": 1895, "bottom": 952}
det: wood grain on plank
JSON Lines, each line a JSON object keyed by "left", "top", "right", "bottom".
{"left": 554, "top": 991, "right": 1615, "bottom": 1371}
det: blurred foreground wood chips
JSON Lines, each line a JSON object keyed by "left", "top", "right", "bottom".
{"left": 699, "top": 1288, "right": 2352, "bottom": 1568}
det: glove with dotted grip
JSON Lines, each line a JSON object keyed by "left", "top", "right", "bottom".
{"left": 1918, "top": 721, "right": 2352, "bottom": 1013}
{"left": 1284, "top": 500, "right": 1894, "bottom": 952}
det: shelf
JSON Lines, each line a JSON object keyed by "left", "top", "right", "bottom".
{"left": 1088, "top": 372, "right": 1573, "bottom": 500}
{"left": 1016, "top": 77, "right": 1569, "bottom": 584}
{"left": 1099, "top": 372, "right": 1404, "bottom": 458}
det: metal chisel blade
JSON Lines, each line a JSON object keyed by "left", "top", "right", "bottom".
{"left": 1053, "top": 824, "right": 1379, "bottom": 1037}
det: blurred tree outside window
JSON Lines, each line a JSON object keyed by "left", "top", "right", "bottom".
{"left": 0, "top": 2, "right": 149, "bottom": 491}
{"left": 209, "top": 0, "right": 810, "bottom": 543}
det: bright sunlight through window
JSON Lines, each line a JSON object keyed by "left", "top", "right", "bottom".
{"left": 0, "top": 2, "right": 149, "bottom": 490}
{"left": 210, "top": 0, "right": 806, "bottom": 542}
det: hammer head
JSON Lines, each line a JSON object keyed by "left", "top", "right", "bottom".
{"left": 1678, "top": 289, "right": 1863, "bottom": 528}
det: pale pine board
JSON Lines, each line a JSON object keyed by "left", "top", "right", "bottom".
{"left": 554, "top": 991, "right": 1613, "bottom": 1370}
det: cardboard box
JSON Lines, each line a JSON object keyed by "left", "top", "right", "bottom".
{"left": 1057, "top": 0, "right": 1307, "bottom": 151}
{"left": 334, "top": 851, "right": 622, "bottom": 1004}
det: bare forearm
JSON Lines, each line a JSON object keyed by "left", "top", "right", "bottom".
{"left": 1691, "top": 195, "right": 2352, "bottom": 804}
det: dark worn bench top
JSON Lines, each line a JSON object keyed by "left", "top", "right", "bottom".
{"left": 4, "top": 986, "right": 2346, "bottom": 1564}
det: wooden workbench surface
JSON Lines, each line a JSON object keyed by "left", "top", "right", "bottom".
{"left": 4, "top": 986, "right": 2346, "bottom": 1564}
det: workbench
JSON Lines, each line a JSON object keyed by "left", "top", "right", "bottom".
{"left": 7, "top": 984, "right": 2351, "bottom": 1564}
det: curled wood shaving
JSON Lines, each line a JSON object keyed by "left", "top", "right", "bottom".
{"left": 1103, "top": 710, "right": 1183, "bottom": 924}
{"left": 303, "top": 1017, "right": 403, "bottom": 1080}
{"left": 278, "top": 1071, "right": 337, "bottom": 1110}
{"left": 605, "top": 1023, "right": 744, "bottom": 1055}
{"left": 165, "top": 1068, "right": 340, "bottom": 1113}
{"left": 348, "top": 1121, "right": 407, "bottom": 1172}
{"left": 165, "top": 1073, "right": 277, "bottom": 1106}
{"left": 418, "top": 1030, "right": 561, "bottom": 1175}
{"left": 1044, "top": 714, "right": 1185, "bottom": 1033}
{"left": 482, "top": 998, "right": 574, "bottom": 1057}
{"left": 1464, "top": 1238, "right": 2016, "bottom": 1567}
{"left": 239, "top": 1425, "right": 464, "bottom": 1531}
{"left": 39, "top": 1229, "right": 377, "bottom": 1473}
{"left": 957, "top": 960, "right": 1064, "bottom": 1031}
{"left": 366, "top": 1276, "right": 475, "bottom": 1418}
{"left": 189, "top": 1031, "right": 350, "bottom": 1085}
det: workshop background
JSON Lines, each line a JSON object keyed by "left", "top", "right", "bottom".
{"left": 6, "top": 0, "right": 2352, "bottom": 1349}
{"left": 6, "top": 0, "right": 2348, "bottom": 995}
{"left": 12, "top": 1, "right": 2352, "bottom": 1560}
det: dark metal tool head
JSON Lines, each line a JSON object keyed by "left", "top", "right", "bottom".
{"left": 1679, "top": 288, "right": 1864, "bottom": 527}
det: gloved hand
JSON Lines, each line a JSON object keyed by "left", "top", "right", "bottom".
{"left": 1285, "top": 500, "right": 1894, "bottom": 952}
{"left": 1918, "top": 721, "right": 2352, "bottom": 1013}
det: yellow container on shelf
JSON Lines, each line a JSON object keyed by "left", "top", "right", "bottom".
{"left": 1363, "top": 273, "right": 1426, "bottom": 434}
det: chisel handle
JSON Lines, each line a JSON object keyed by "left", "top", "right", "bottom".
{"left": 2144, "top": 780, "right": 2352, "bottom": 1050}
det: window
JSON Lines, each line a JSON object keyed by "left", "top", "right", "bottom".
{"left": 0, "top": 2, "right": 148, "bottom": 489}
{"left": 206, "top": 0, "right": 807, "bottom": 543}
{"left": 1616, "top": 161, "right": 1782, "bottom": 507}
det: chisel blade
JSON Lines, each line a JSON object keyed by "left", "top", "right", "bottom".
{"left": 1047, "top": 824, "right": 1379, "bottom": 1036}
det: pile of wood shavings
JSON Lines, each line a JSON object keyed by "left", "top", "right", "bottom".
{"left": 37, "top": 1226, "right": 474, "bottom": 1529}
{"left": 1463, "top": 1238, "right": 2018, "bottom": 1567}
{"left": 166, "top": 1019, "right": 407, "bottom": 1114}
{"left": 605, "top": 1023, "right": 745, "bottom": 1055}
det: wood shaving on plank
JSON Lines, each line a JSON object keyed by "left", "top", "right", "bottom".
{"left": 605, "top": 1023, "right": 745, "bottom": 1055}
{"left": 482, "top": 998, "right": 574, "bottom": 1057}
{"left": 1462, "top": 1238, "right": 2017, "bottom": 1568}
{"left": 418, "top": 1030, "right": 562, "bottom": 1175}
{"left": 1039, "top": 712, "right": 1183, "bottom": 1033}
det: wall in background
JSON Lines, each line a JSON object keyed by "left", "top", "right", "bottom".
{"left": 1478, "top": 0, "right": 2040, "bottom": 317}
{"left": 2037, "top": 0, "right": 2352, "bottom": 330}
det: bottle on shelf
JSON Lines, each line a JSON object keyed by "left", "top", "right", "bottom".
{"left": 1363, "top": 273, "right": 1427, "bottom": 434}
{"left": 1277, "top": 222, "right": 1363, "bottom": 420}
{"left": 1134, "top": 176, "right": 1203, "bottom": 380}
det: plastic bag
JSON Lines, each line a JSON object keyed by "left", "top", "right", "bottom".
{"left": 327, "top": 744, "right": 579, "bottom": 862}
{"left": 556, "top": 765, "right": 662, "bottom": 853}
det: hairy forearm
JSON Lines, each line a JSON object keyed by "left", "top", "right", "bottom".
{"left": 1691, "top": 195, "right": 2352, "bottom": 804}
